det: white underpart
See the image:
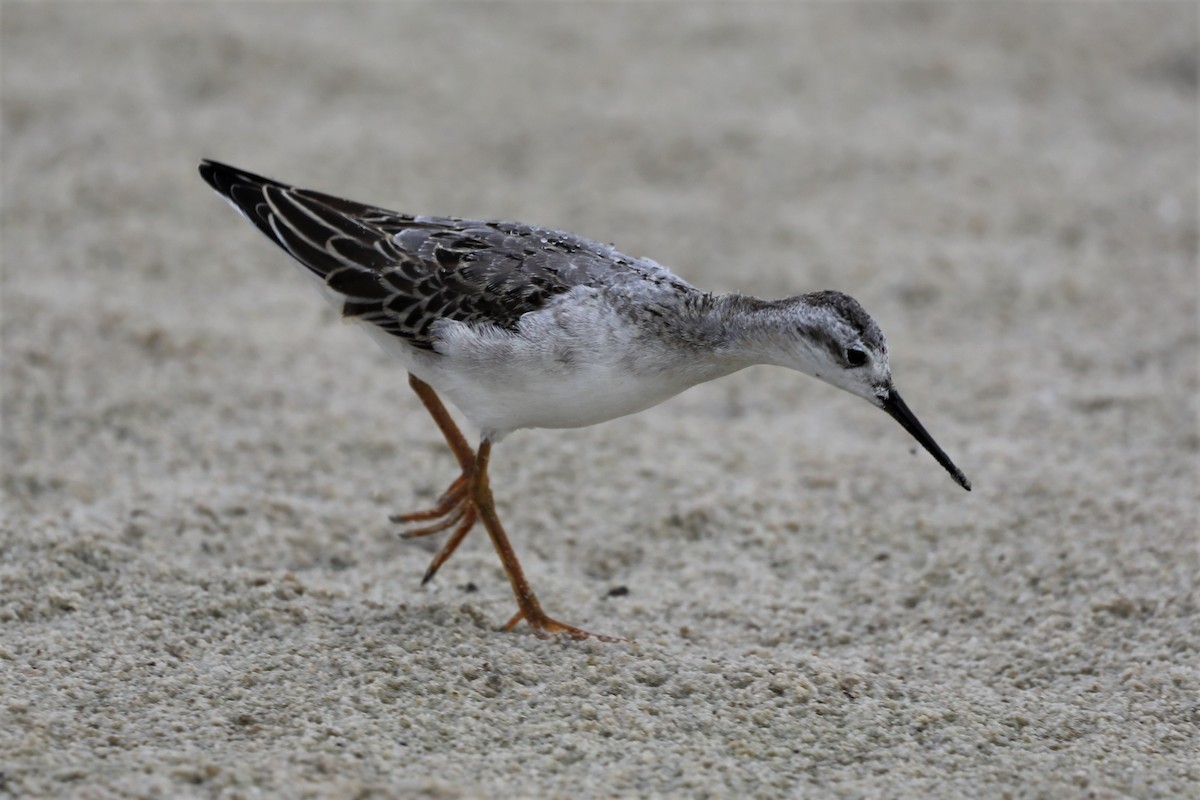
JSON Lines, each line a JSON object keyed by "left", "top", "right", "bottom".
{"left": 357, "top": 286, "right": 740, "bottom": 440}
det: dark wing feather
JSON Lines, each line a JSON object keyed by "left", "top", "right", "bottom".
{"left": 199, "top": 160, "right": 695, "bottom": 350}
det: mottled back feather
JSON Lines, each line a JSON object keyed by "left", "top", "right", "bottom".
{"left": 199, "top": 160, "right": 695, "bottom": 350}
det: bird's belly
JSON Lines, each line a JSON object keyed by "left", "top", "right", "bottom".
{"left": 358, "top": 292, "right": 732, "bottom": 439}
{"left": 448, "top": 363, "right": 697, "bottom": 434}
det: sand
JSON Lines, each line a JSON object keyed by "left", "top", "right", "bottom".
{"left": 2, "top": 3, "right": 1197, "bottom": 798}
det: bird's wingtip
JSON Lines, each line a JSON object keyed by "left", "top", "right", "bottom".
{"left": 197, "top": 158, "right": 230, "bottom": 190}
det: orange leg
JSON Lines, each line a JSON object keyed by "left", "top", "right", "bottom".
{"left": 469, "top": 440, "right": 621, "bottom": 642}
{"left": 391, "top": 375, "right": 476, "bottom": 582}
{"left": 396, "top": 374, "right": 620, "bottom": 641}
{"left": 406, "top": 373, "right": 474, "bottom": 470}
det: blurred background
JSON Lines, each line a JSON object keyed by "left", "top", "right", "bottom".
{"left": 2, "top": 4, "right": 1196, "bottom": 798}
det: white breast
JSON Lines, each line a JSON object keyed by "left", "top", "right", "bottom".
{"left": 370, "top": 286, "right": 735, "bottom": 440}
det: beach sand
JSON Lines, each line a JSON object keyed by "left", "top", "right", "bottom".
{"left": 2, "top": 4, "right": 1197, "bottom": 797}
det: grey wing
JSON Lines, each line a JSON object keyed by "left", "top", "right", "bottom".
{"left": 199, "top": 160, "right": 694, "bottom": 350}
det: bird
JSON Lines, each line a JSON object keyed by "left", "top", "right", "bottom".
{"left": 198, "top": 159, "right": 971, "bottom": 641}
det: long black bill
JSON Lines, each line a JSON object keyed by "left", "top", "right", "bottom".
{"left": 881, "top": 389, "right": 971, "bottom": 491}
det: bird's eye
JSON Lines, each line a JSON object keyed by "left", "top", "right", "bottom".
{"left": 846, "top": 348, "right": 868, "bottom": 367}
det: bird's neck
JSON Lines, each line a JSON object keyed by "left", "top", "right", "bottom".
{"left": 681, "top": 292, "right": 829, "bottom": 373}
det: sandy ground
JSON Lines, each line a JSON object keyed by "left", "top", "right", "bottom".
{"left": 2, "top": 3, "right": 1197, "bottom": 798}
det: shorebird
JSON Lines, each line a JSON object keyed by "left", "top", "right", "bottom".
{"left": 199, "top": 159, "right": 970, "bottom": 641}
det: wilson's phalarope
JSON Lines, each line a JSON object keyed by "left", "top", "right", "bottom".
{"left": 200, "top": 159, "right": 970, "bottom": 641}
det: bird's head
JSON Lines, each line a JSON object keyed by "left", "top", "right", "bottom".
{"left": 751, "top": 291, "right": 971, "bottom": 491}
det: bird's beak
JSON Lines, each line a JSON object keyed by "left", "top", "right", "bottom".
{"left": 880, "top": 388, "right": 971, "bottom": 491}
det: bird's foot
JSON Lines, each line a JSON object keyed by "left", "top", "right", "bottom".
{"left": 392, "top": 474, "right": 478, "bottom": 584}
{"left": 503, "top": 609, "right": 627, "bottom": 643}
{"left": 390, "top": 474, "right": 469, "bottom": 534}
